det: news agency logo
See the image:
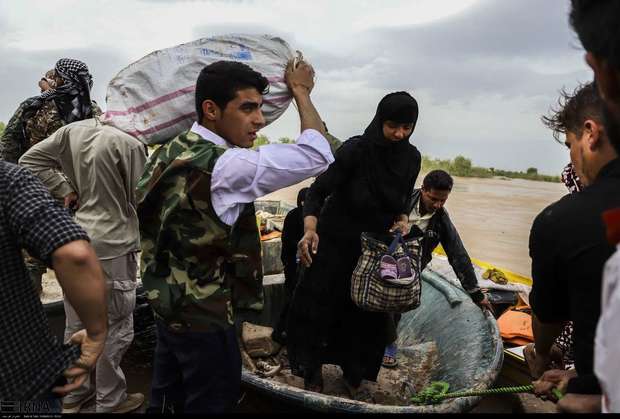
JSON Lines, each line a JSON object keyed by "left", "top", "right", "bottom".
{"left": 0, "top": 399, "right": 57, "bottom": 415}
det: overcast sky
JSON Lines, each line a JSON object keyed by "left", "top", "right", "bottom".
{"left": 0, "top": 0, "right": 592, "bottom": 174}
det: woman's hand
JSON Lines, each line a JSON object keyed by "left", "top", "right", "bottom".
{"left": 390, "top": 214, "right": 409, "bottom": 234}
{"left": 298, "top": 230, "right": 319, "bottom": 267}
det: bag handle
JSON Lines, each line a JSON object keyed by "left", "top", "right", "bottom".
{"left": 387, "top": 231, "right": 405, "bottom": 255}
{"left": 386, "top": 231, "right": 417, "bottom": 260}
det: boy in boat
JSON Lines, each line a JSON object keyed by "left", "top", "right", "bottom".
{"left": 136, "top": 59, "right": 333, "bottom": 413}
{"left": 383, "top": 170, "right": 492, "bottom": 368}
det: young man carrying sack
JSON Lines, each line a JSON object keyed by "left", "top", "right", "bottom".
{"left": 137, "top": 59, "right": 334, "bottom": 413}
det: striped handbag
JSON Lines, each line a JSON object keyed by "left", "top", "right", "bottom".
{"left": 351, "top": 232, "right": 422, "bottom": 313}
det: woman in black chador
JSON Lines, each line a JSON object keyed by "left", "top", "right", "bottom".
{"left": 285, "top": 92, "right": 422, "bottom": 401}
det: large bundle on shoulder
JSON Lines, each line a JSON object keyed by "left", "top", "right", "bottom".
{"left": 103, "top": 34, "right": 295, "bottom": 145}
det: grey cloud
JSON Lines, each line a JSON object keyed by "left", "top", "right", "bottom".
{"left": 298, "top": 0, "right": 591, "bottom": 102}
{"left": 372, "top": 0, "right": 580, "bottom": 60}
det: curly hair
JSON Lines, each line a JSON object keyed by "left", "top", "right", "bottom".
{"left": 541, "top": 82, "right": 604, "bottom": 143}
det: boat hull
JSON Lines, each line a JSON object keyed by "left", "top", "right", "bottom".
{"left": 238, "top": 269, "right": 503, "bottom": 413}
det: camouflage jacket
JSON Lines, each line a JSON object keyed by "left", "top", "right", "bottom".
{"left": 0, "top": 97, "right": 37, "bottom": 163}
{"left": 0, "top": 98, "right": 102, "bottom": 163}
{"left": 137, "top": 130, "right": 264, "bottom": 332}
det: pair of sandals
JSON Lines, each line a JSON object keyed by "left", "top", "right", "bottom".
{"left": 379, "top": 255, "right": 413, "bottom": 284}
{"left": 382, "top": 342, "right": 398, "bottom": 368}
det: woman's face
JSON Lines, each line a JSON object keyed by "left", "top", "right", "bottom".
{"left": 382, "top": 120, "right": 414, "bottom": 142}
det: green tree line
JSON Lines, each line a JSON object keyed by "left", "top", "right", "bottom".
{"left": 421, "top": 155, "right": 560, "bottom": 183}
{"left": 254, "top": 135, "right": 560, "bottom": 183}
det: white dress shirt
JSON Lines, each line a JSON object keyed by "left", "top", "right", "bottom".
{"left": 595, "top": 244, "right": 620, "bottom": 413}
{"left": 190, "top": 122, "right": 334, "bottom": 226}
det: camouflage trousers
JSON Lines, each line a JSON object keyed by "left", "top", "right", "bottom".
{"left": 23, "top": 250, "right": 47, "bottom": 295}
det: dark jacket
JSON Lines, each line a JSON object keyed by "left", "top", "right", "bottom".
{"left": 407, "top": 189, "right": 484, "bottom": 303}
{"left": 529, "top": 158, "right": 620, "bottom": 395}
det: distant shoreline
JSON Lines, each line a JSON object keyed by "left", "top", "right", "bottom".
{"left": 423, "top": 172, "right": 561, "bottom": 184}
{"left": 421, "top": 155, "right": 561, "bottom": 184}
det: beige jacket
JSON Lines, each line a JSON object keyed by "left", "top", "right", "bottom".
{"left": 20, "top": 119, "right": 146, "bottom": 260}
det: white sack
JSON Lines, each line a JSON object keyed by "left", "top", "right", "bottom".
{"left": 103, "top": 34, "right": 295, "bottom": 145}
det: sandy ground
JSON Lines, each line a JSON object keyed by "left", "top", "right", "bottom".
{"left": 263, "top": 175, "right": 566, "bottom": 278}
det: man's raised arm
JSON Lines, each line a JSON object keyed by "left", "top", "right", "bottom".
{"left": 285, "top": 59, "right": 327, "bottom": 137}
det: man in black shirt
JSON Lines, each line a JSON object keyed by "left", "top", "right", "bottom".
{"left": 531, "top": 2, "right": 620, "bottom": 413}
{"left": 0, "top": 161, "right": 108, "bottom": 412}
{"left": 529, "top": 82, "right": 619, "bottom": 410}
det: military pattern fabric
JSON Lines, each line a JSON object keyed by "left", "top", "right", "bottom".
{"left": 0, "top": 97, "right": 38, "bottom": 163}
{"left": 137, "top": 130, "right": 264, "bottom": 333}
{"left": 1, "top": 99, "right": 102, "bottom": 164}
{"left": 24, "top": 100, "right": 66, "bottom": 147}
